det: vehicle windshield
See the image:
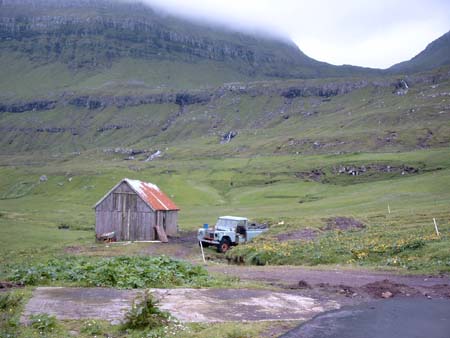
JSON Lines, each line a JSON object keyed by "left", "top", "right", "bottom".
{"left": 216, "top": 218, "right": 244, "bottom": 231}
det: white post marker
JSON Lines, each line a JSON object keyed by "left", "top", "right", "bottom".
{"left": 433, "top": 218, "right": 440, "bottom": 237}
{"left": 388, "top": 204, "right": 391, "bottom": 214}
{"left": 199, "top": 241, "right": 206, "bottom": 263}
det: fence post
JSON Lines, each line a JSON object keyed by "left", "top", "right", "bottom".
{"left": 433, "top": 218, "right": 440, "bottom": 237}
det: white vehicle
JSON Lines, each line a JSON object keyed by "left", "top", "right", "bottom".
{"left": 197, "top": 216, "right": 268, "bottom": 253}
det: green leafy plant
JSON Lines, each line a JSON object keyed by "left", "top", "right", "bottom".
{"left": 29, "top": 313, "right": 58, "bottom": 333}
{"left": 9, "top": 255, "right": 210, "bottom": 288}
{"left": 226, "top": 328, "right": 253, "bottom": 338}
{"left": 80, "top": 319, "right": 104, "bottom": 336}
{"left": 0, "top": 292, "right": 23, "bottom": 311}
{"left": 122, "top": 290, "right": 170, "bottom": 330}
{"left": 0, "top": 291, "right": 24, "bottom": 335}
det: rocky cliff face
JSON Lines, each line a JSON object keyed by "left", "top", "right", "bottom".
{"left": 0, "top": 0, "right": 377, "bottom": 78}
{"left": 2, "top": 70, "right": 448, "bottom": 113}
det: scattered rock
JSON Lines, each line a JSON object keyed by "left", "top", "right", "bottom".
{"left": 362, "top": 279, "right": 419, "bottom": 299}
{"left": 297, "top": 280, "right": 312, "bottom": 289}
{"left": 334, "top": 164, "right": 419, "bottom": 176}
{"left": 427, "top": 284, "right": 450, "bottom": 298}
{"left": 300, "top": 111, "right": 318, "bottom": 117}
{"left": 97, "top": 124, "right": 131, "bottom": 133}
{"left": 39, "top": 175, "right": 48, "bottom": 182}
{"left": 382, "top": 291, "right": 393, "bottom": 299}
{"left": 103, "top": 148, "right": 146, "bottom": 155}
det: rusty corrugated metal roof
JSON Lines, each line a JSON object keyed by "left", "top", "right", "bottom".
{"left": 125, "top": 178, "right": 179, "bottom": 211}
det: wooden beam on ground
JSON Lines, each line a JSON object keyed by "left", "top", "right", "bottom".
{"left": 155, "top": 224, "right": 168, "bottom": 243}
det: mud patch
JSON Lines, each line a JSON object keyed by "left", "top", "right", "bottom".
{"left": 426, "top": 284, "right": 450, "bottom": 298}
{"left": 362, "top": 279, "right": 420, "bottom": 298}
{"left": 295, "top": 169, "right": 325, "bottom": 182}
{"left": 142, "top": 231, "right": 197, "bottom": 259}
{"left": 0, "top": 281, "right": 23, "bottom": 291}
{"left": 323, "top": 217, "right": 365, "bottom": 231}
{"left": 167, "top": 231, "right": 197, "bottom": 244}
{"left": 64, "top": 246, "right": 85, "bottom": 254}
{"left": 317, "top": 283, "right": 359, "bottom": 298}
{"left": 277, "top": 228, "right": 319, "bottom": 242}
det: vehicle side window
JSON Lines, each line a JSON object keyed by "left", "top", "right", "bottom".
{"left": 236, "top": 224, "right": 246, "bottom": 235}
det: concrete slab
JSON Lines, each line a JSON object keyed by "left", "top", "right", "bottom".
{"left": 152, "top": 288, "right": 340, "bottom": 322}
{"left": 22, "top": 287, "right": 141, "bottom": 325}
{"left": 22, "top": 287, "right": 340, "bottom": 324}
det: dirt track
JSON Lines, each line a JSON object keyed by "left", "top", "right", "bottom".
{"left": 207, "top": 265, "right": 450, "bottom": 299}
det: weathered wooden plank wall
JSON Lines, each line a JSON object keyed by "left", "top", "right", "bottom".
{"left": 95, "top": 181, "right": 179, "bottom": 241}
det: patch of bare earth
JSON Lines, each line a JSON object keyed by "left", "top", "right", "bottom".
{"left": 141, "top": 231, "right": 198, "bottom": 259}
{"left": 276, "top": 216, "right": 364, "bottom": 243}
{"left": 277, "top": 228, "right": 319, "bottom": 242}
{"left": 323, "top": 216, "right": 365, "bottom": 231}
{"left": 207, "top": 265, "right": 450, "bottom": 300}
{"left": 0, "top": 281, "right": 23, "bottom": 292}
{"left": 362, "top": 279, "right": 420, "bottom": 298}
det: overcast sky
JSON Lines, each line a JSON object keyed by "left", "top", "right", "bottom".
{"left": 142, "top": 0, "right": 450, "bottom": 69}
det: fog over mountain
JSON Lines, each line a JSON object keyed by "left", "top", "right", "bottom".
{"left": 141, "top": 0, "right": 450, "bottom": 68}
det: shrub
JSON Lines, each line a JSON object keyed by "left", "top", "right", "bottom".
{"left": 29, "top": 313, "right": 58, "bottom": 333}
{"left": 0, "top": 291, "right": 24, "bottom": 335}
{"left": 9, "top": 255, "right": 210, "bottom": 288}
{"left": 0, "top": 292, "right": 23, "bottom": 311}
{"left": 80, "top": 319, "right": 104, "bottom": 336}
{"left": 122, "top": 290, "right": 170, "bottom": 330}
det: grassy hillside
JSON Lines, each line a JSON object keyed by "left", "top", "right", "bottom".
{"left": 390, "top": 30, "right": 450, "bottom": 73}
{"left": 1, "top": 148, "right": 450, "bottom": 273}
{"left": 0, "top": 53, "right": 260, "bottom": 98}
{"left": 1, "top": 0, "right": 449, "bottom": 278}
{"left": 1, "top": 66, "right": 449, "bottom": 155}
{"left": 0, "top": 0, "right": 380, "bottom": 100}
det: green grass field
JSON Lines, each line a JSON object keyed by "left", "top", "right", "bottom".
{"left": 1, "top": 148, "right": 449, "bottom": 276}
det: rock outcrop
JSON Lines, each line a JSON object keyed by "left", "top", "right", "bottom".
{"left": 0, "top": 100, "right": 56, "bottom": 113}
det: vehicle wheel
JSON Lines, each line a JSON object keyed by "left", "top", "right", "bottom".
{"left": 217, "top": 238, "right": 231, "bottom": 253}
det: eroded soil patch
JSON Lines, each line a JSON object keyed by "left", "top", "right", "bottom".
{"left": 277, "top": 228, "right": 319, "bottom": 242}
{"left": 323, "top": 217, "right": 365, "bottom": 231}
{"left": 0, "top": 281, "right": 23, "bottom": 291}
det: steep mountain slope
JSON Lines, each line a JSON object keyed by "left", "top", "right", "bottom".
{"left": 0, "top": 0, "right": 378, "bottom": 98}
{"left": 0, "top": 1, "right": 449, "bottom": 158}
{"left": 1, "top": 67, "right": 449, "bottom": 157}
{"left": 390, "top": 30, "right": 450, "bottom": 73}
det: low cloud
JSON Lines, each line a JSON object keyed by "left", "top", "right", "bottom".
{"left": 138, "top": 0, "right": 450, "bottom": 68}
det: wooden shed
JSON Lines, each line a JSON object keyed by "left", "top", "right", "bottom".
{"left": 94, "top": 178, "right": 179, "bottom": 242}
